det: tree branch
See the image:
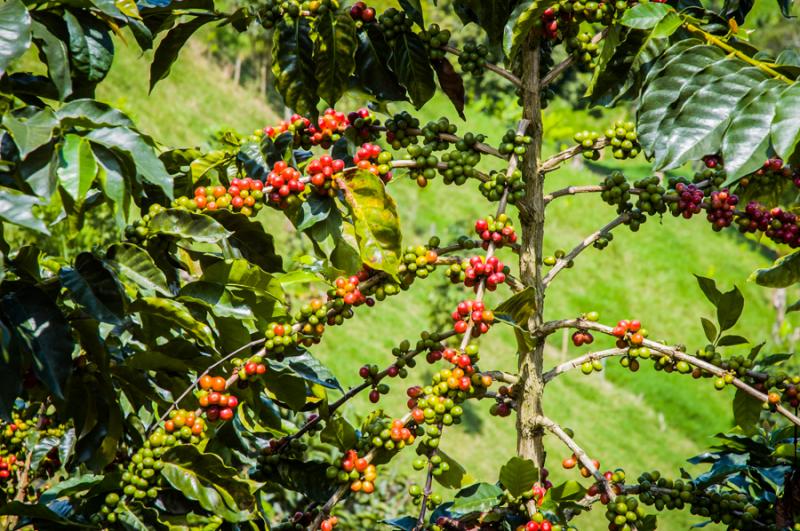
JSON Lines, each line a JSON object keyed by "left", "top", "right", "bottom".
{"left": 536, "top": 318, "right": 800, "bottom": 426}
{"left": 414, "top": 441, "right": 441, "bottom": 531}
{"left": 543, "top": 348, "right": 627, "bottom": 383}
{"left": 443, "top": 45, "right": 523, "bottom": 88}
{"left": 541, "top": 29, "right": 607, "bottom": 88}
{"left": 541, "top": 213, "right": 629, "bottom": 287}
{"left": 539, "top": 138, "right": 610, "bottom": 174}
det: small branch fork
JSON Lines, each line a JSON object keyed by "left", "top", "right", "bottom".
{"left": 414, "top": 434, "right": 442, "bottom": 531}
{"left": 543, "top": 348, "right": 626, "bottom": 383}
{"left": 443, "top": 45, "right": 523, "bottom": 88}
{"left": 539, "top": 138, "right": 610, "bottom": 174}
{"left": 541, "top": 29, "right": 607, "bottom": 88}
{"left": 535, "top": 415, "right": 616, "bottom": 501}
{"left": 537, "top": 318, "right": 800, "bottom": 427}
{"left": 541, "top": 213, "right": 630, "bottom": 287}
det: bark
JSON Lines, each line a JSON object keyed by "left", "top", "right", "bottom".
{"left": 516, "top": 35, "right": 546, "bottom": 472}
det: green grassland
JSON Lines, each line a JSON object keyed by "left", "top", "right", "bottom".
{"left": 98, "top": 44, "right": 792, "bottom": 529}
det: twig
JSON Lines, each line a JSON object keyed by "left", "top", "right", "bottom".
{"left": 482, "top": 370, "right": 520, "bottom": 385}
{"left": 541, "top": 213, "right": 629, "bottom": 287}
{"left": 539, "top": 138, "right": 610, "bottom": 174}
{"left": 544, "top": 184, "right": 607, "bottom": 204}
{"left": 541, "top": 29, "right": 607, "bottom": 88}
{"left": 535, "top": 415, "right": 616, "bottom": 500}
{"left": 389, "top": 159, "right": 491, "bottom": 182}
{"left": 543, "top": 348, "right": 626, "bottom": 383}
{"left": 414, "top": 438, "right": 441, "bottom": 530}
{"left": 372, "top": 126, "right": 506, "bottom": 159}
{"left": 536, "top": 318, "right": 800, "bottom": 427}
{"left": 443, "top": 45, "right": 523, "bottom": 88}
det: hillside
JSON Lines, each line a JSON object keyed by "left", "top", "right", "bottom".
{"left": 103, "top": 44, "right": 787, "bottom": 530}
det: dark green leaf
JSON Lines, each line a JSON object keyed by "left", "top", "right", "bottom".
{"left": 272, "top": 17, "right": 318, "bottom": 115}
{"left": 320, "top": 416, "right": 357, "bottom": 451}
{"left": 30, "top": 435, "right": 60, "bottom": 471}
{"left": 456, "top": 0, "right": 515, "bottom": 47}
{"left": 722, "top": 0, "right": 754, "bottom": 24}
{"left": 432, "top": 58, "right": 465, "bottom": 120}
{"left": 131, "top": 297, "right": 215, "bottom": 347}
{"left": 751, "top": 250, "right": 800, "bottom": 288}
{"left": 354, "top": 27, "right": 407, "bottom": 101}
{"left": 337, "top": 170, "right": 402, "bottom": 276}
{"left": 269, "top": 350, "right": 341, "bottom": 390}
{"left": 503, "top": 0, "right": 543, "bottom": 61}
{"left": 0, "top": 501, "right": 87, "bottom": 526}
{"left": 60, "top": 252, "right": 126, "bottom": 324}
{"left": 717, "top": 286, "right": 744, "bottom": 331}
{"left": 449, "top": 482, "right": 503, "bottom": 517}
{"left": 0, "top": 187, "right": 49, "bottom": 234}
{"left": 57, "top": 134, "right": 98, "bottom": 201}
{"left": 105, "top": 243, "right": 170, "bottom": 296}
{"left": 433, "top": 450, "right": 467, "bottom": 489}
{"left": 701, "top": 317, "right": 717, "bottom": 343}
{"left": 64, "top": 10, "right": 113, "bottom": 82}
{"left": 548, "top": 480, "right": 587, "bottom": 502}
{"left": 150, "top": 15, "right": 216, "bottom": 90}
{"left": 178, "top": 281, "right": 253, "bottom": 320}
{"left": 733, "top": 388, "right": 761, "bottom": 435}
{"left": 237, "top": 141, "right": 269, "bottom": 182}
{"left": 160, "top": 445, "right": 255, "bottom": 522}
{"left": 772, "top": 82, "right": 800, "bottom": 160}
{"left": 3, "top": 107, "right": 58, "bottom": 158}
{"left": 1, "top": 285, "right": 74, "bottom": 398}
{"left": 313, "top": 11, "right": 357, "bottom": 106}
{"left": 499, "top": 457, "right": 538, "bottom": 497}
{"left": 287, "top": 194, "right": 333, "bottom": 232}
{"left": 206, "top": 209, "right": 282, "bottom": 272}
{"left": 31, "top": 20, "right": 72, "bottom": 100}
{"left": 694, "top": 274, "right": 721, "bottom": 305}
{"left": 620, "top": 2, "right": 673, "bottom": 28}
{"left": 776, "top": 0, "right": 793, "bottom": 17}
{"left": 399, "top": 0, "right": 424, "bottom": 27}
{"left": 201, "top": 259, "right": 283, "bottom": 303}
{"left": 717, "top": 335, "right": 749, "bottom": 346}
{"left": 392, "top": 31, "right": 435, "bottom": 108}
{"left": 149, "top": 209, "right": 231, "bottom": 243}
{"left": 57, "top": 99, "right": 134, "bottom": 129}
{"left": 39, "top": 472, "right": 103, "bottom": 503}
{"left": 266, "top": 458, "right": 337, "bottom": 503}
{"left": 0, "top": 0, "right": 31, "bottom": 74}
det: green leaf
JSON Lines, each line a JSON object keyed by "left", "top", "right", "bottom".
{"left": 272, "top": 16, "right": 319, "bottom": 115}
{"left": 86, "top": 127, "right": 172, "bottom": 198}
{"left": 60, "top": 252, "right": 126, "bottom": 324}
{"left": 117, "top": 501, "right": 161, "bottom": 530}
{"left": 398, "top": 0, "right": 424, "bottom": 27}
{"left": 620, "top": 2, "right": 673, "bottom": 28}
{"left": 190, "top": 149, "right": 235, "bottom": 181}
{"left": 269, "top": 350, "right": 341, "bottom": 390}
{"left": 31, "top": 20, "right": 72, "bottom": 100}
{"left": 0, "top": 0, "right": 31, "bottom": 75}
{"left": 0, "top": 501, "right": 88, "bottom": 526}
{"left": 717, "top": 286, "right": 744, "bottom": 331}
{"left": 0, "top": 285, "right": 74, "bottom": 399}
{"left": 499, "top": 457, "right": 538, "bottom": 497}
{"left": 771, "top": 81, "right": 800, "bottom": 160}
{"left": 201, "top": 259, "right": 283, "bottom": 303}
{"left": 266, "top": 459, "right": 337, "bottom": 503}
{"left": 433, "top": 58, "right": 465, "bottom": 120}
{"left": 57, "top": 99, "right": 134, "bottom": 129}
{"left": 149, "top": 209, "right": 231, "bottom": 243}
{"left": 718, "top": 335, "right": 749, "bottom": 347}
{"left": 206, "top": 209, "right": 282, "bottom": 273}
{"left": 288, "top": 194, "right": 334, "bottom": 232}
{"left": 392, "top": 31, "right": 435, "bottom": 109}
{"left": 313, "top": 11, "right": 357, "bottom": 106}
{"left": 3, "top": 107, "right": 58, "bottom": 158}
{"left": 750, "top": 250, "right": 800, "bottom": 288}
{"left": 733, "top": 388, "right": 761, "bottom": 435}
{"left": 179, "top": 281, "right": 253, "bottom": 320}
{"left": 160, "top": 445, "right": 255, "bottom": 522}
{"left": 337, "top": 170, "right": 402, "bottom": 276}
{"left": 320, "top": 416, "right": 357, "bottom": 451}
{"left": 495, "top": 286, "right": 536, "bottom": 351}
{"left": 450, "top": 482, "right": 503, "bottom": 517}
{"left": 131, "top": 297, "right": 215, "bottom": 347}
{"left": 694, "top": 274, "right": 722, "bottom": 305}
{"left": 549, "top": 480, "right": 588, "bottom": 502}
{"left": 354, "top": 26, "right": 407, "bottom": 101}
{"left": 150, "top": 15, "right": 216, "bottom": 91}
{"left": 0, "top": 187, "right": 49, "bottom": 234}
{"left": 30, "top": 435, "right": 60, "bottom": 471}
{"left": 64, "top": 10, "right": 114, "bottom": 82}
{"left": 105, "top": 243, "right": 170, "bottom": 296}
{"left": 650, "top": 11, "right": 682, "bottom": 38}
{"left": 39, "top": 472, "right": 103, "bottom": 503}
{"left": 58, "top": 134, "right": 98, "bottom": 201}
{"left": 434, "top": 450, "right": 468, "bottom": 489}
{"left": 701, "top": 317, "right": 717, "bottom": 343}
{"left": 456, "top": 0, "right": 515, "bottom": 47}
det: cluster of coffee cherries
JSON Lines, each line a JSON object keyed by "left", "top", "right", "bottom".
{"left": 574, "top": 130, "right": 602, "bottom": 160}
{"left": 475, "top": 214, "right": 517, "bottom": 248}
{"left": 566, "top": 32, "right": 600, "bottom": 70}
{"left": 611, "top": 319, "right": 646, "bottom": 348}
{"left": 307, "top": 155, "right": 345, "bottom": 196}
{"left": 327, "top": 449, "right": 379, "bottom": 493}
{"left": 256, "top": 0, "right": 282, "bottom": 28}
{"left": 420, "top": 24, "right": 451, "bottom": 59}
{"left": 458, "top": 39, "right": 491, "bottom": 75}
{"left": 705, "top": 189, "right": 738, "bottom": 231}
{"left": 353, "top": 142, "right": 393, "bottom": 183}
{"left": 233, "top": 352, "right": 268, "bottom": 381}
{"left": 263, "top": 108, "right": 349, "bottom": 149}
{"left": 668, "top": 182, "right": 705, "bottom": 219}
{"left": 266, "top": 160, "right": 306, "bottom": 209}
{"left": 737, "top": 202, "right": 800, "bottom": 248}
{"left": 605, "top": 120, "right": 640, "bottom": 160}
{"left": 461, "top": 255, "right": 508, "bottom": 291}
{"left": 440, "top": 149, "right": 482, "bottom": 186}
{"left": 348, "top": 1, "right": 375, "bottom": 23}
{"left": 542, "top": 248, "right": 573, "bottom": 268}
{"left": 347, "top": 108, "right": 381, "bottom": 141}
{"left": 320, "top": 516, "right": 339, "bottom": 531}
{"left": 197, "top": 375, "right": 238, "bottom": 422}
{"left": 498, "top": 129, "right": 532, "bottom": 159}
{"left": 189, "top": 177, "right": 265, "bottom": 216}
{"left": 451, "top": 300, "right": 494, "bottom": 336}
{"left": 605, "top": 494, "right": 648, "bottom": 530}
{"left": 480, "top": 168, "right": 526, "bottom": 203}
{"left": 358, "top": 363, "right": 396, "bottom": 403}
{"left": 378, "top": 8, "right": 413, "bottom": 45}
{"left": 571, "top": 328, "right": 595, "bottom": 347}
{"left": 385, "top": 111, "right": 420, "bottom": 149}
{"left": 408, "top": 482, "right": 443, "bottom": 508}
{"left": 263, "top": 321, "right": 298, "bottom": 353}
{"left": 633, "top": 176, "right": 667, "bottom": 215}
{"left": 361, "top": 414, "right": 417, "bottom": 452}
{"left": 738, "top": 157, "right": 796, "bottom": 195}
{"left": 397, "top": 244, "right": 439, "bottom": 282}
{"left": 420, "top": 117, "right": 458, "bottom": 150}
{"left": 540, "top": 6, "right": 563, "bottom": 39}
{"left": 600, "top": 171, "right": 632, "bottom": 211}
{"left": 163, "top": 408, "right": 208, "bottom": 439}
{"left": 406, "top": 144, "right": 440, "bottom": 187}
{"left": 518, "top": 516, "right": 556, "bottom": 531}
{"left": 427, "top": 343, "right": 481, "bottom": 374}
{"left": 561, "top": 453, "right": 602, "bottom": 479}
{"left": 0, "top": 454, "right": 18, "bottom": 481}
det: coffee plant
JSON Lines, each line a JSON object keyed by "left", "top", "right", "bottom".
{"left": 2, "top": 0, "right": 800, "bottom": 529}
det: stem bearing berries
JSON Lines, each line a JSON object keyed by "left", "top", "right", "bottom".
{"left": 611, "top": 319, "right": 646, "bottom": 348}
{"left": 601, "top": 171, "right": 631, "bottom": 211}
{"left": 264, "top": 321, "right": 298, "bottom": 353}
{"left": 420, "top": 24, "right": 451, "bottom": 59}
{"left": 668, "top": 182, "right": 704, "bottom": 219}
{"left": 571, "top": 329, "right": 594, "bottom": 346}
{"left": 464, "top": 255, "right": 507, "bottom": 291}
{"left": 575, "top": 130, "right": 602, "bottom": 161}
{"left": 307, "top": 155, "right": 345, "bottom": 196}
{"left": 399, "top": 244, "right": 438, "bottom": 280}
{"left": 353, "top": 142, "right": 393, "bottom": 183}
{"left": 296, "top": 297, "right": 327, "bottom": 346}
{"left": 605, "top": 120, "right": 640, "bottom": 160}
{"left": 348, "top": 1, "right": 375, "bottom": 24}
{"left": 267, "top": 161, "right": 306, "bottom": 209}
{"left": 475, "top": 214, "right": 517, "bottom": 248}
{"left": 385, "top": 111, "right": 420, "bottom": 149}
{"left": 566, "top": 32, "right": 600, "bottom": 70}
{"left": 705, "top": 189, "right": 737, "bottom": 231}
{"left": 452, "top": 300, "right": 494, "bottom": 337}
{"left": 0, "top": 454, "right": 17, "bottom": 480}
{"left": 605, "top": 494, "right": 647, "bottom": 530}
{"left": 163, "top": 409, "right": 207, "bottom": 440}
{"left": 480, "top": 168, "right": 525, "bottom": 203}
{"left": 633, "top": 176, "right": 667, "bottom": 215}
{"left": 406, "top": 144, "right": 439, "bottom": 187}
{"left": 235, "top": 353, "right": 267, "bottom": 380}
{"left": 378, "top": 8, "right": 413, "bottom": 45}
{"left": 331, "top": 275, "right": 367, "bottom": 306}
{"left": 327, "top": 449, "right": 378, "bottom": 493}
{"left": 498, "top": 129, "right": 532, "bottom": 159}
{"left": 458, "top": 39, "right": 490, "bottom": 76}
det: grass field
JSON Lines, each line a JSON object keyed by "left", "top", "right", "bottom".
{"left": 99, "top": 45, "right": 790, "bottom": 529}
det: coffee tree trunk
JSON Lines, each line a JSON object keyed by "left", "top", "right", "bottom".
{"left": 516, "top": 38, "right": 547, "bottom": 472}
